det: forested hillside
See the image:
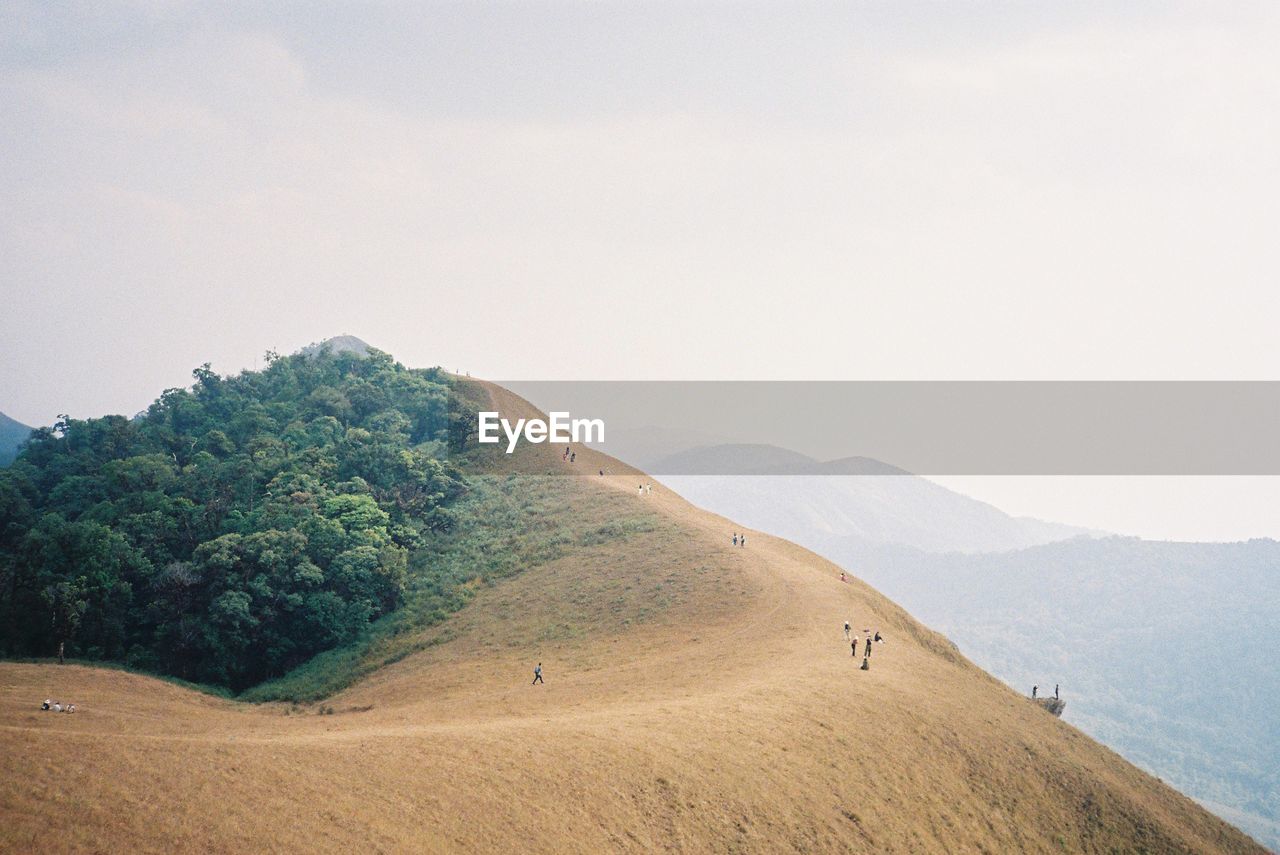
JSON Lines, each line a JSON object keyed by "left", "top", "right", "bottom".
{"left": 0, "top": 347, "right": 471, "bottom": 691}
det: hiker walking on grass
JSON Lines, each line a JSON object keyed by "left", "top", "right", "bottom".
{"left": 740, "top": 533, "right": 746, "bottom": 547}
{"left": 733, "top": 533, "right": 738, "bottom": 546}
{"left": 533, "top": 663, "right": 544, "bottom": 685}
{"left": 843, "top": 621, "right": 851, "bottom": 640}
{"left": 864, "top": 635, "right": 873, "bottom": 658}
{"left": 851, "top": 634, "right": 860, "bottom": 657}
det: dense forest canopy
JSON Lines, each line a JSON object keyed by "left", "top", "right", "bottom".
{"left": 0, "top": 347, "right": 472, "bottom": 690}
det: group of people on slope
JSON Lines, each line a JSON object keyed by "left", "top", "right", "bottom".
{"left": 559, "top": 443, "right": 611, "bottom": 478}
{"left": 40, "top": 699, "right": 76, "bottom": 713}
{"left": 1031, "top": 684, "right": 1060, "bottom": 700}
{"left": 844, "top": 621, "right": 884, "bottom": 668}
{"left": 731, "top": 532, "right": 746, "bottom": 547}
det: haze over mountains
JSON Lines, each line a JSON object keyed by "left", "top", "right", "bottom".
{"left": 648, "top": 443, "right": 1100, "bottom": 554}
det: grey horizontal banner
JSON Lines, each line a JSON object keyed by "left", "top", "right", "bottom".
{"left": 495, "top": 381, "right": 1280, "bottom": 476}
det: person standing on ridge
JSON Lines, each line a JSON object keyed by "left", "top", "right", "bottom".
{"left": 1032, "top": 685, "right": 1038, "bottom": 699}
{"left": 533, "top": 663, "right": 544, "bottom": 685}
{"left": 1055, "top": 684, "right": 1059, "bottom": 699}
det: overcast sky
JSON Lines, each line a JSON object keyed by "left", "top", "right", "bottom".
{"left": 2, "top": 2, "right": 1277, "bottom": 539}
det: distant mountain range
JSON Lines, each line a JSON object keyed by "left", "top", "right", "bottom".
{"left": 652, "top": 444, "right": 1099, "bottom": 554}
{"left": 652, "top": 443, "right": 911, "bottom": 476}
{"left": 0, "top": 411, "right": 33, "bottom": 466}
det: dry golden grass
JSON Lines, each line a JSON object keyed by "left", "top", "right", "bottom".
{"left": 0, "top": 382, "right": 1264, "bottom": 853}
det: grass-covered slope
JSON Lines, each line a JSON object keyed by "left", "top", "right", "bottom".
{"left": 241, "top": 472, "right": 669, "bottom": 702}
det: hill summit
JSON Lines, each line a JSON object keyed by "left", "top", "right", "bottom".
{"left": 298, "top": 334, "right": 375, "bottom": 359}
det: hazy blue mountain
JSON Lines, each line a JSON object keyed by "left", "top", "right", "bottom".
{"left": 846, "top": 537, "right": 1280, "bottom": 848}
{"left": 589, "top": 427, "right": 735, "bottom": 473}
{"left": 658, "top": 445, "right": 1095, "bottom": 554}
{"left": 652, "top": 443, "right": 821, "bottom": 475}
{"left": 0, "top": 411, "right": 33, "bottom": 466}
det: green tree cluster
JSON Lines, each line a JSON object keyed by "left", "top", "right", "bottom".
{"left": 0, "top": 347, "right": 469, "bottom": 690}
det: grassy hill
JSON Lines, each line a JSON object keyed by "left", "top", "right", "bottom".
{"left": 0, "top": 380, "right": 1264, "bottom": 852}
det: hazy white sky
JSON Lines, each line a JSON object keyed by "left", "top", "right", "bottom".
{"left": 2, "top": 2, "right": 1277, "bottom": 539}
